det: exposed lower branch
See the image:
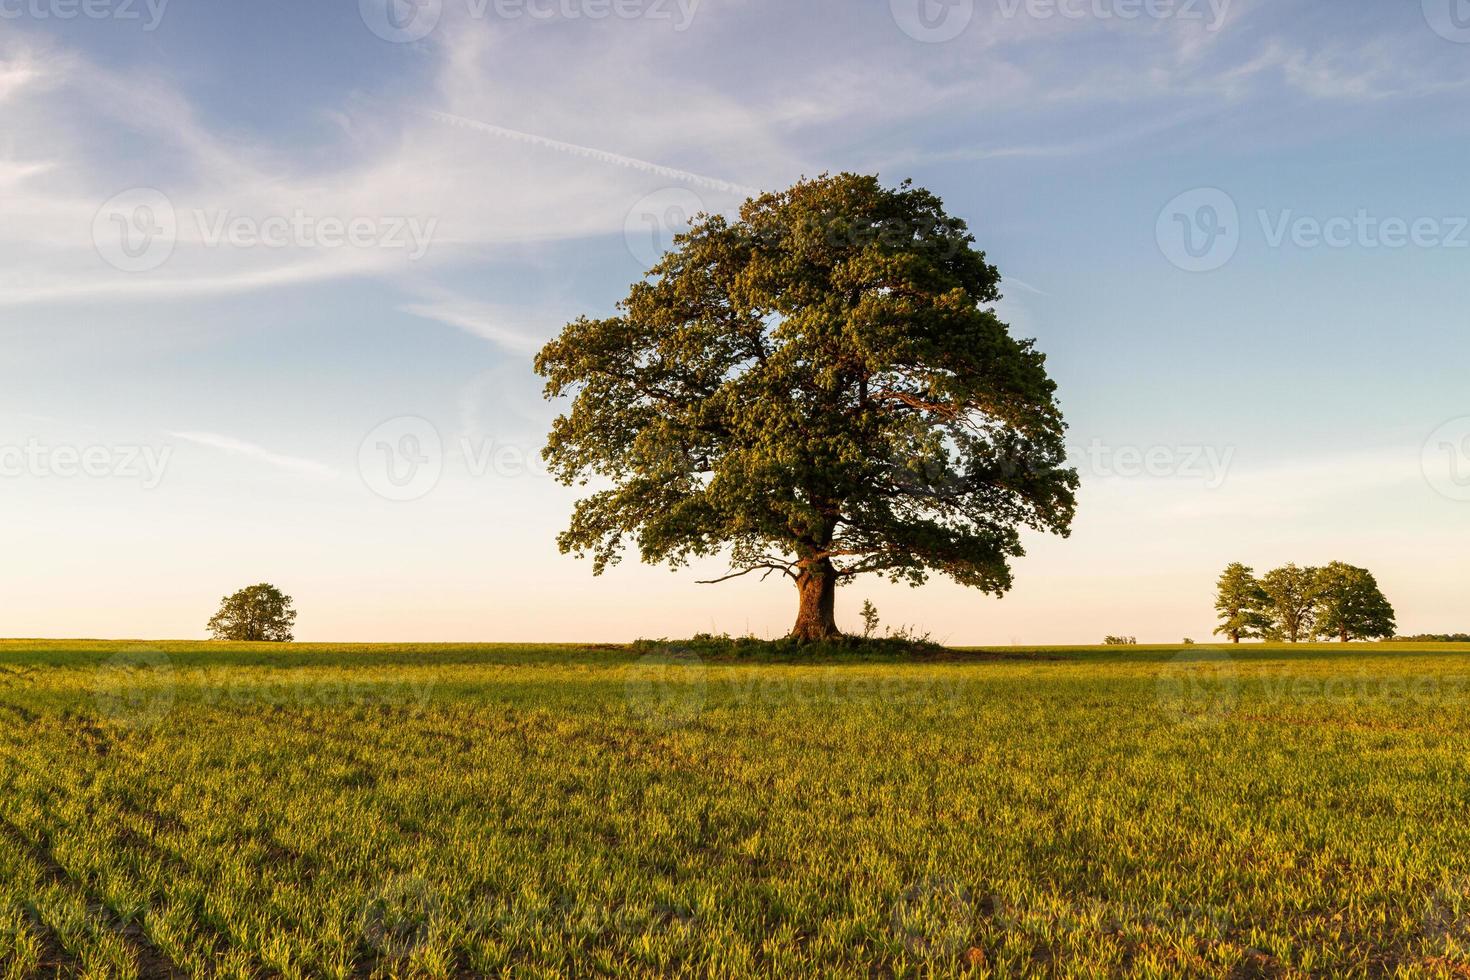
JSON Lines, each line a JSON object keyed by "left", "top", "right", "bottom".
{"left": 696, "top": 563, "right": 798, "bottom": 584}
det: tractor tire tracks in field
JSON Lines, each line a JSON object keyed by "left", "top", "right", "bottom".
{"left": 0, "top": 810, "right": 188, "bottom": 979}
{"left": 6, "top": 734, "right": 292, "bottom": 979}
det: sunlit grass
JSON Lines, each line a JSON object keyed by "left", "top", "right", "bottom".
{"left": 1, "top": 639, "right": 1469, "bottom": 977}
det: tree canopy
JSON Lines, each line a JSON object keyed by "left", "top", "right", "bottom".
{"left": 1212, "top": 562, "right": 1270, "bottom": 643}
{"left": 536, "top": 174, "right": 1078, "bottom": 639}
{"left": 1259, "top": 564, "right": 1320, "bottom": 643}
{"left": 1313, "top": 562, "right": 1396, "bottom": 642}
{"left": 207, "top": 583, "right": 297, "bottom": 642}
{"left": 1212, "top": 561, "right": 1396, "bottom": 643}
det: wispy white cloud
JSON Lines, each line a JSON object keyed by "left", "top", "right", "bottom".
{"left": 1003, "top": 277, "right": 1049, "bottom": 297}
{"left": 399, "top": 296, "right": 552, "bottom": 355}
{"left": 168, "top": 431, "right": 338, "bottom": 480}
{"left": 420, "top": 110, "right": 760, "bottom": 197}
{"left": 1276, "top": 42, "right": 1470, "bottom": 101}
{"left": 3, "top": 2, "right": 1467, "bottom": 319}
{"left": 0, "top": 26, "right": 785, "bottom": 312}
{"left": 0, "top": 44, "right": 51, "bottom": 102}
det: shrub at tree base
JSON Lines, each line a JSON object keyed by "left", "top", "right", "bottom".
{"left": 632, "top": 633, "right": 950, "bottom": 661}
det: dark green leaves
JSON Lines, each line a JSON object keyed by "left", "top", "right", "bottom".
{"left": 536, "top": 173, "right": 1078, "bottom": 603}
{"left": 208, "top": 583, "right": 297, "bottom": 643}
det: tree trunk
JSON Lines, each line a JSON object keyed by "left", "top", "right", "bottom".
{"left": 1340, "top": 627, "right": 1349, "bottom": 643}
{"left": 1232, "top": 633, "right": 1240, "bottom": 644}
{"left": 791, "top": 558, "right": 840, "bottom": 642}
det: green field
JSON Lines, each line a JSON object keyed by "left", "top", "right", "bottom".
{"left": 2, "top": 639, "right": 1470, "bottom": 978}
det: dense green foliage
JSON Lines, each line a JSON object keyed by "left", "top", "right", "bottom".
{"left": 536, "top": 174, "right": 1077, "bottom": 639}
{"left": 1314, "top": 562, "right": 1397, "bottom": 642}
{"left": 1216, "top": 563, "right": 1396, "bottom": 643}
{"left": 1211, "top": 563, "right": 1271, "bottom": 643}
{"left": 206, "top": 584, "right": 297, "bottom": 642}
{"left": 2, "top": 639, "right": 1470, "bottom": 977}
{"left": 1259, "top": 564, "right": 1321, "bottom": 643}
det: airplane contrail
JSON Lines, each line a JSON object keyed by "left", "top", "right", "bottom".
{"left": 420, "top": 109, "right": 762, "bottom": 198}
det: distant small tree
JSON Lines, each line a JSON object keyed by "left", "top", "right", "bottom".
{"left": 208, "top": 584, "right": 297, "bottom": 642}
{"left": 1313, "top": 562, "right": 1395, "bottom": 642}
{"left": 1259, "top": 564, "right": 1320, "bottom": 643}
{"left": 1212, "top": 562, "right": 1270, "bottom": 643}
{"left": 860, "top": 600, "right": 881, "bottom": 639}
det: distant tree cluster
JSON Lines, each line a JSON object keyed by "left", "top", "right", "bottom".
{"left": 1388, "top": 633, "right": 1470, "bottom": 643}
{"left": 1103, "top": 635, "right": 1138, "bottom": 646}
{"left": 1213, "top": 562, "right": 1396, "bottom": 643}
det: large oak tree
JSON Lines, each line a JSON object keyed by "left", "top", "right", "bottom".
{"left": 536, "top": 174, "right": 1078, "bottom": 640}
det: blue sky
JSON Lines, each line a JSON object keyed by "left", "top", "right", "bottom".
{"left": 2, "top": 0, "right": 1468, "bottom": 641}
